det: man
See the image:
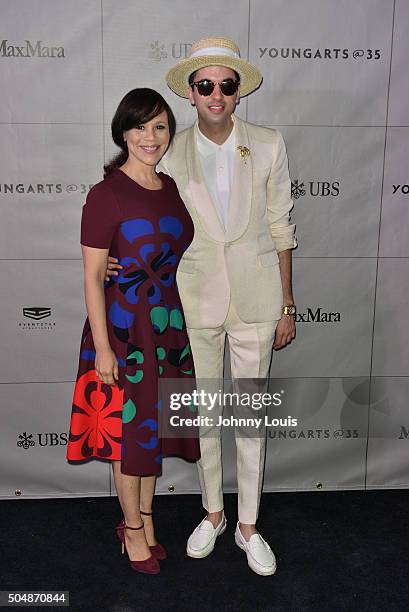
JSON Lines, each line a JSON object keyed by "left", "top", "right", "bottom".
{"left": 109, "top": 37, "right": 297, "bottom": 576}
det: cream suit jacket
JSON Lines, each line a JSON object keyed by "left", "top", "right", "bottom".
{"left": 159, "top": 116, "right": 297, "bottom": 329}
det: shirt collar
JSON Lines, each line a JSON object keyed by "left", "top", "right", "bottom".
{"left": 196, "top": 117, "right": 236, "bottom": 158}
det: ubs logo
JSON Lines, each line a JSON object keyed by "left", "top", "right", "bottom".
{"left": 149, "top": 41, "right": 167, "bottom": 61}
{"left": 171, "top": 43, "right": 192, "bottom": 59}
{"left": 149, "top": 41, "right": 191, "bottom": 61}
{"left": 17, "top": 432, "right": 68, "bottom": 449}
{"left": 17, "top": 432, "right": 35, "bottom": 450}
{"left": 0, "top": 39, "right": 65, "bottom": 58}
{"left": 291, "top": 180, "right": 340, "bottom": 199}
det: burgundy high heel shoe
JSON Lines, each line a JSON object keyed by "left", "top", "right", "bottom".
{"left": 116, "top": 512, "right": 167, "bottom": 561}
{"left": 140, "top": 510, "right": 167, "bottom": 561}
{"left": 122, "top": 523, "right": 160, "bottom": 575}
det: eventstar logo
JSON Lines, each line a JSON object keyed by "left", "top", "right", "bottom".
{"left": 291, "top": 180, "right": 340, "bottom": 199}
{"left": 258, "top": 47, "right": 381, "bottom": 60}
{"left": 296, "top": 307, "right": 341, "bottom": 323}
{"left": 19, "top": 307, "right": 56, "bottom": 331}
{"left": 23, "top": 307, "right": 51, "bottom": 321}
{"left": 0, "top": 39, "right": 65, "bottom": 58}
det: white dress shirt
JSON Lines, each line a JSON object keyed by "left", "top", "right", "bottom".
{"left": 196, "top": 121, "right": 236, "bottom": 230}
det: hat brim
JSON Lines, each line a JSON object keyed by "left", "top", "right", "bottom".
{"left": 166, "top": 55, "right": 262, "bottom": 98}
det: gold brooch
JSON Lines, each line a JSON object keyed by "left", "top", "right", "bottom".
{"left": 237, "top": 145, "right": 250, "bottom": 164}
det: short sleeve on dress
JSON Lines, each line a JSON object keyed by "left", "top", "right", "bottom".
{"left": 80, "top": 182, "right": 120, "bottom": 248}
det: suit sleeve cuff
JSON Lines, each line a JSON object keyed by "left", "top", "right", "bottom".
{"left": 270, "top": 224, "right": 297, "bottom": 252}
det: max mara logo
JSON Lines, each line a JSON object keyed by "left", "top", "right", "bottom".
{"left": 0, "top": 39, "right": 65, "bottom": 58}
{"left": 296, "top": 307, "right": 341, "bottom": 323}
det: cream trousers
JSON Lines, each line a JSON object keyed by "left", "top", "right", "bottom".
{"left": 188, "top": 301, "right": 278, "bottom": 524}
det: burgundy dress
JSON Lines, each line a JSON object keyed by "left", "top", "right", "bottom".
{"left": 67, "top": 169, "right": 200, "bottom": 475}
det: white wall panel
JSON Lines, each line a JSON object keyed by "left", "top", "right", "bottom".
{"left": 372, "top": 258, "right": 409, "bottom": 377}
{"left": 0, "top": 260, "right": 85, "bottom": 383}
{"left": 157, "top": 458, "right": 200, "bottom": 494}
{"left": 0, "top": 124, "right": 103, "bottom": 259}
{"left": 366, "top": 378, "right": 409, "bottom": 487}
{"left": 379, "top": 128, "right": 409, "bottom": 257}
{"left": 281, "top": 126, "right": 385, "bottom": 257}
{"left": 0, "top": 382, "right": 110, "bottom": 498}
{"left": 248, "top": 0, "right": 393, "bottom": 126}
{"left": 0, "top": 0, "right": 103, "bottom": 123}
{"left": 388, "top": 0, "right": 409, "bottom": 125}
{"left": 272, "top": 258, "right": 377, "bottom": 378}
{"left": 264, "top": 378, "right": 368, "bottom": 490}
{"left": 102, "top": 0, "right": 249, "bottom": 127}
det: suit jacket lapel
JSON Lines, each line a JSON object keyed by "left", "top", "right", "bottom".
{"left": 185, "top": 123, "right": 225, "bottom": 242}
{"left": 226, "top": 116, "right": 253, "bottom": 242}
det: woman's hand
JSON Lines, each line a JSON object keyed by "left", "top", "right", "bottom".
{"left": 95, "top": 347, "right": 119, "bottom": 386}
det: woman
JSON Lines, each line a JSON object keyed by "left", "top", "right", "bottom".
{"left": 67, "top": 89, "right": 200, "bottom": 575}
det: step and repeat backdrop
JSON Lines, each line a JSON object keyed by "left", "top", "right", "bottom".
{"left": 1, "top": 0, "right": 408, "bottom": 499}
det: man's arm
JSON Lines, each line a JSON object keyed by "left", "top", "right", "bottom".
{"left": 278, "top": 248, "right": 294, "bottom": 306}
{"left": 266, "top": 130, "right": 297, "bottom": 256}
{"left": 273, "top": 249, "right": 296, "bottom": 349}
{"left": 266, "top": 130, "right": 297, "bottom": 349}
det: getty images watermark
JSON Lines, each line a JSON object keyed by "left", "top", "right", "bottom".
{"left": 168, "top": 389, "right": 297, "bottom": 430}
{"left": 159, "top": 377, "right": 409, "bottom": 442}
{"left": 157, "top": 379, "right": 299, "bottom": 438}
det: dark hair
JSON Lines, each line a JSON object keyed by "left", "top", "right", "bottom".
{"left": 188, "top": 68, "right": 240, "bottom": 86}
{"left": 104, "top": 88, "right": 176, "bottom": 176}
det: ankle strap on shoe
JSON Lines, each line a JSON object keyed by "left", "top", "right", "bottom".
{"left": 140, "top": 510, "right": 153, "bottom": 516}
{"left": 125, "top": 523, "right": 144, "bottom": 531}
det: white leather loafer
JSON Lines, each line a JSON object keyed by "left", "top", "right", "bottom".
{"left": 235, "top": 522, "right": 276, "bottom": 576}
{"left": 186, "top": 513, "right": 227, "bottom": 559}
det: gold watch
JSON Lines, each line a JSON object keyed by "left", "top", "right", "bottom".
{"left": 282, "top": 304, "right": 296, "bottom": 316}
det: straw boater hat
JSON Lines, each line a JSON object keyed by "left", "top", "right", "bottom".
{"left": 166, "top": 37, "right": 262, "bottom": 98}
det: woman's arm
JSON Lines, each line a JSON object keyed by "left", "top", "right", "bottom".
{"left": 82, "top": 245, "right": 118, "bottom": 386}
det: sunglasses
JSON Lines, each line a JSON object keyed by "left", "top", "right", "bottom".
{"left": 190, "top": 78, "right": 240, "bottom": 97}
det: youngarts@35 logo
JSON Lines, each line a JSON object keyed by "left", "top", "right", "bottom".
{"left": 0, "top": 182, "right": 93, "bottom": 195}
{"left": 392, "top": 183, "right": 409, "bottom": 196}
{"left": 258, "top": 47, "right": 381, "bottom": 60}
